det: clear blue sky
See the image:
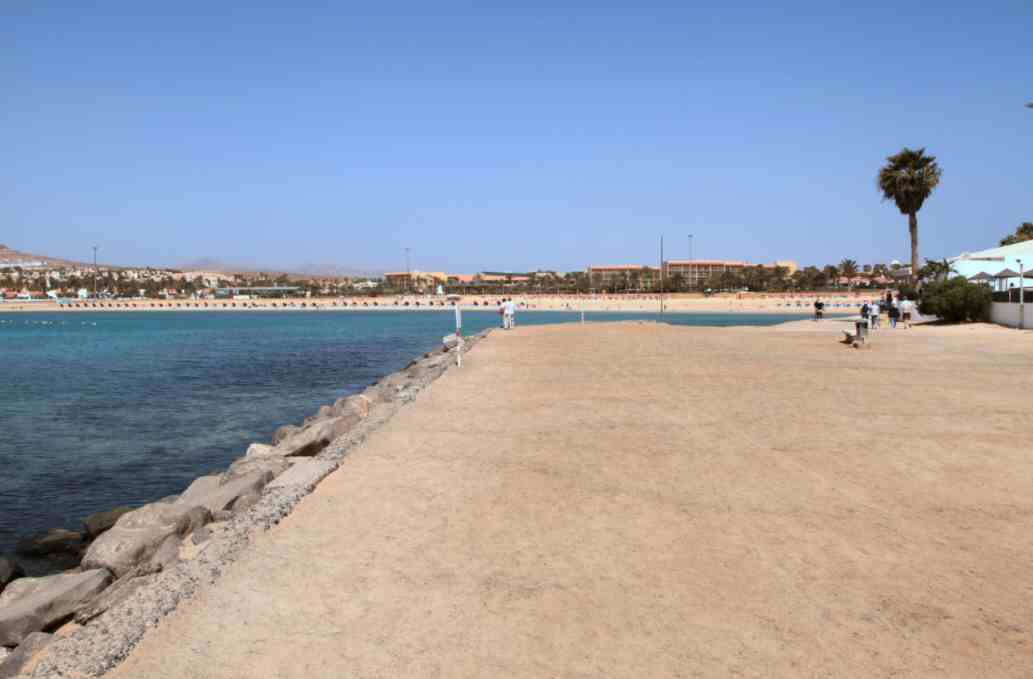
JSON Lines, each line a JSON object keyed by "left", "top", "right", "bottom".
{"left": 3, "top": 1, "right": 1030, "bottom": 273}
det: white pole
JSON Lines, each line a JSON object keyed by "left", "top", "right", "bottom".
{"left": 1019, "top": 259, "right": 1025, "bottom": 330}
{"left": 455, "top": 303, "right": 463, "bottom": 367}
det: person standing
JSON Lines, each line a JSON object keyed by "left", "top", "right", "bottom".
{"left": 900, "top": 297, "right": 914, "bottom": 328}
{"left": 813, "top": 298, "right": 824, "bottom": 321}
{"left": 870, "top": 299, "right": 881, "bottom": 329}
{"left": 889, "top": 298, "right": 900, "bottom": 328}
{"left": 860, "top": 300, "right": 871, "bottom": 328}
{"left": 503, "top": 297, "right": 516, "bottom": 329}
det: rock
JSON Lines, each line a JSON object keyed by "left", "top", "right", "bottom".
{"left": 81, "top": 502, "right": 209, "bottom": 578}
{"left": 0, "top": 569, "right": 111, "bottom": 646}
{"left": 147, "top": 534, "right": 181, "bottom": 572}
{"left": 74, "top": 570, "right": 157, "bottom": 624}
{"left": 316, "top": 404, "right": 333, "bottom": 419}
{"left": 175, "top": 471, "right": 273, "bottom": 515}
{"left": 273, "top": 419, "right": 336, "bottom": 457}
{"left": 0, "top": 631, "right": 53, "bottom": 678}
{"left": 267, "top": 460, "right": 338, "bottom": 491}
{"left": 82, "top": 506, "right": 134, "bottom": 539}
{"left": 245, "top": 442, "right": 278, "bottom": 458}
{"left": 332, "top": 394, "right": 370, "bottom": 419}
{"left": 230, "top": 491, "right": 261, "bottom": 512}
{"left": 176, "top": 475, "right": 221, "bottom": 507}
{"left": 0, "top": 558, "right": 24, "bottom": 594}
{"left": 190, "top": 527, "right": 211, "bottom": 546}
{"left": 14, "top": 529, "right": 82, "bottom": 558}
{"left": 0, "top": 648, "right": 7, "bottom": 663}
{"left": 224, "top": 455, "right": 290, "bottom": 482}
{"left": 271, "top": 424, "right": 300, "bottom": 445}
{"left": 442, "top": 333, "right": 459, "bottom": 349}
{"left": 212, "top": 510, "right": 234, "bottom": 522}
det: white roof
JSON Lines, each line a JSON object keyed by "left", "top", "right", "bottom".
{"left": 952, "top": 239, "right": 1033, "bottom": 262}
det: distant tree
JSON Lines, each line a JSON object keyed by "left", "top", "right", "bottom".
{"left": 877, "top": 147, "right": 942, "bottom": 283}
{"left": 917, "top": 258, "right": 953, "bottom": 284}
{"left": 822, "top": 265, "right": 839, "bottom": 288}
{"left": 839, "top": 259, "right": 859, "bottom": 278}
{"left": 999, "top": 222, "right": 1033, "bottom": 246}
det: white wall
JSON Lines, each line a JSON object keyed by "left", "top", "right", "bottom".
{"left": 990, "top": 302, "right": 1026, "bottom": 328}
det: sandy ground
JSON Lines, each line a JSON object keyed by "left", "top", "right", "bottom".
{"left": 107, "top": 321, "right": 1033, "bottom": 678}
{"left": 0, "top": 291, "right": 876, "bottom": 314}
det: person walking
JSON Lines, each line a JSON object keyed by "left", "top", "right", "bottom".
{"left": 503, "top": 297, "right": 516, "bottom": 330}
{"left": 813, "top": 298, "right": 824, "bottom": 321}
{"left": 900, "top": 297, "right": 914, "bottom": 328}
{"left": 860, "top": 300, "right": 871, "bottom": 329}
{"left": 889, "top": 298, "right": 900, "bottom": 329}
{"left": 870, "top": 299, "right": 881, "bottom": 329}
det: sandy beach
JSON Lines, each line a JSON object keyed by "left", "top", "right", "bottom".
{"left": 92, "top": 320, "right": 1033, "bottom": 679}
{"left": 0, "top": 291, "right": 879, "bottom": 315}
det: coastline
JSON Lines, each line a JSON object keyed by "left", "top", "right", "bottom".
{"left": 0, "top": 292, "right": 876, "bottom": 316}
{"left": 0, "top": 330, "right": 489, "bottom": 677}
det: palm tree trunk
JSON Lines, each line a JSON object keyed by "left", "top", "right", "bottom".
{"left": 909, "top": 212, "right": 919, "bottom": 283}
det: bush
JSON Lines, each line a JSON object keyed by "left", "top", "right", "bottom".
{"left": 918, "top": 277, "right": 992, "bottom": 323}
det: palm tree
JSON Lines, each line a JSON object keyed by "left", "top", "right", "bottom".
{"left": 877, "top": 147, "right": 942, "bottom": 282}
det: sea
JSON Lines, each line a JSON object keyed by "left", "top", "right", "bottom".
{"left": 0, "top": 309, "right": 808, "bottom": 563}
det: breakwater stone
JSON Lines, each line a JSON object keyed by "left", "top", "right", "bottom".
{"left": 81, "top": 503, "right": 211, "bottom": 578}
{"left": 14, "top": 529, "right": 82, "bottom": 558}
{"left": 0, "top": 559, "right": 24, "bottom": 595}
{"left": 0, "top": 631, "right": 52, "bottom": 678}
{"left": 82, "top": 506, "right": 134, "bottom": 539}
{"left": 0, "top": 570, "right": 112, "bottom": 646}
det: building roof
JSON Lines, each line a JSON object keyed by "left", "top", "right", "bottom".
{"left": 587, "top": 264, "right": 659, "bottom": 271}
{"left": 952, "top": 239, "right": 1033, "bottom": 262}
{"left": 664, "top": 260, "right": 750, "bottom": 266}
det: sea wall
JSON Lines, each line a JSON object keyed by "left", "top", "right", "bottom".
{"left": 0, "top": 330, "right": 490, "bottom": 678}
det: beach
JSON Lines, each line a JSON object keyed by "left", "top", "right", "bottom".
{"left": 33, "top": 319, "right": 1029, "bottom": 678}
{"left": 0, "top": 291, "right": 878, "bottom": 315}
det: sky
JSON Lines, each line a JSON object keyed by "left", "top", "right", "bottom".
{"left": 2, "top": 1, "right": 1031, "bottom": 273}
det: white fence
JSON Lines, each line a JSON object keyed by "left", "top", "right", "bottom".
{"left": 990, "top": 302, "right": 1026, "bottom": 328}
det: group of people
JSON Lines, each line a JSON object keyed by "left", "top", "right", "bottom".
{"left": 860, "top": 293, "right": 914, "bottom": 329}
{"left": 498, "top": 297, "right": 517, "bottom": 329}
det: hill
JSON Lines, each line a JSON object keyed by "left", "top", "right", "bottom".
{"left": 0, "top": 245, "right": 87, "bottom": 269}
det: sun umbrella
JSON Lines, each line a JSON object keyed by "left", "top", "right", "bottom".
{"left": 968, "top": 272, "right": 994, "bottom": 282}
{"left": 993, "top": 268, "right": 1020, "bottom": 279}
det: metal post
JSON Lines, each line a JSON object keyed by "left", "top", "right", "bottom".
{"left": 660, "top": 236, "right": 665, "bottom": 316}
{"left": 1019, "top": 259, "right": 1025, "bottom": 330}
{"left": 688, "top": 233, "right": 693, "bottom": 291}
{"left": 405, "top": 247, "right": 411, "bottom": 293}
{"left": 92, "top": 246, "right": 98, "bottom": 298}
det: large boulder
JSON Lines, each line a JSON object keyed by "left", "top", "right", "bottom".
{"left": 331, "top": 394, "right": 370, "bottom": 419}
{"left": 175, "top": 471, "right": 274, "bottom": 514}
{"left": 0, "top": 631, "right": 52, "bottom": 678}
{"left": 14, "top": 529, "right": 82, "bottom": 558}
{"left": 74, "top": 571, "right": 156, "bottom": 625}
{"left": 271, "top": 424, "right": 300, "bottom": 445}
{"left": 0, "top": 570, "right": 111, "bottom": 646}
{"left": 245, "top": 443, "right": 278, "bottom": 458}
{"left": 0, "top": 559, "right": 24, "bottom": 594}
{"left": 267, "top": 460, "right": 338, "bottom": 491}
{"left": 224, "top": 456, "right": 290, "bottom": 482}
{"left": 82, "top": 506, "right": 134, "bottom": 539}
{"left": 273, "top": 419, "right": 337, "bottom": 457}
{"left": 81, "top": 503, "right": 210, "bottom": 578}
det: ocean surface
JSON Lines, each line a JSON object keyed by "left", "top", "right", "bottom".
{"left": 0, "top": 309, "right": 810, "bottom": 562}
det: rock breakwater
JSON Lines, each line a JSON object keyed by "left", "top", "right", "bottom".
{"left": 0, "top": 331, "right": 488, "bottom": 678}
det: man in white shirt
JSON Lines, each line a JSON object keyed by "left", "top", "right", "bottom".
{"left": 900, "top": 298, "right": 914, "bottom": 328}
{"left": 870, "top": 300, "right": 881, "bottom": 329}
{"left": 503, "top": 298, "right": 516, "bottom": 329}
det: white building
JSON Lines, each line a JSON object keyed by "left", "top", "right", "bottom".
{"left": 950, "top": 240, "right": 1033, "bottom": 291}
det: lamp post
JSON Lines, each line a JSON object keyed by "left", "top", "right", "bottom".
{"left": 688, "top": 234, "right": 694, "bottom": 290}
{"left": 1019, "top": 258, "right": 1025, "bottom": 330}
{"left": 92, "top": 245, "right": 99, "bottom": 298}
{"left": 404, "top": 247, "right": 411, "bottom": 293}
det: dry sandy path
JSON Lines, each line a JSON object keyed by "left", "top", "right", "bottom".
{"left": 109, "top": 322, "right": 1033, "bottom": 678}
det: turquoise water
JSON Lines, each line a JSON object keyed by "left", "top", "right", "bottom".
{"left": 0, "top": 309, "right": 807, "bottom": 561}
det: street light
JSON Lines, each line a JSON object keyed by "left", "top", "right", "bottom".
{"left": 92, "top": 245, "right": 99, "bottom": 298}
{"left": 688, "top": 234, "right": 694, "bottom": 290}
{"left": 1019, "top": 258, "right": 1025, "bottom": 330}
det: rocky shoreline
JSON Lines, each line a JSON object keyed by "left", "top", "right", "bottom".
{"left": 0, "top": 330, "right": 488, "bottom": 678}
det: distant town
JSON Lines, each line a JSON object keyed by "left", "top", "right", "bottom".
{"left": 0, "top": 244, "right": 925, "bottom": 302}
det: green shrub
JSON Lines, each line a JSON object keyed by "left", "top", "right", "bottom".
{"left": 918, "top": 277, "right": 992, "bottom": 323}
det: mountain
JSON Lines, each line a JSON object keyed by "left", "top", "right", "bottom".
{"left": 0, "top": 245, "right": 87, "bottom": 269}
{"left": 175, "top": 258, "right": 384, "bottom": 279}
